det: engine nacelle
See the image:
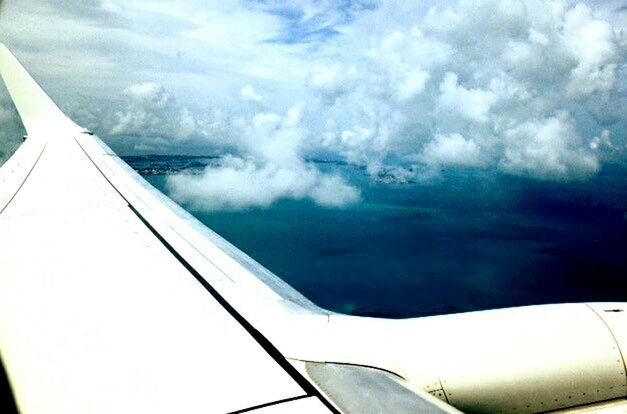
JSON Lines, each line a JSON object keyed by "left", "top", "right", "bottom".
{"left": 296, "top": 302, "right": 627, "bottom": 413}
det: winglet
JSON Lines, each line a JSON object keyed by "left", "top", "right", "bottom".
{"left": 0, "top": 44, "right": 78, "bottom": 138}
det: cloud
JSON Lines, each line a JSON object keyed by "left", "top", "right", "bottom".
{"left": 167, "top": 155, "right": 359, "bottom": 210}
{"left": 500, "top": 114, "right": 600, "bottom": 181}
{"left": 437, "top": 73, "right": 497, "bottom": 122}
{"left": 590, "top": 129, "right": 613, "bottom": 150}
{"left": 0, "top": 0, "right": 625, "bottom": 204}
{"left": 240, "top": 84, "right": 263, "bottom": 102}
{"left": 108, "top": 82, "right": 200, "bottom": 141}
{"left": 308, "top": 64, "right": 360, "bottom": 104}
{"left": 122, "top": 82, "right": 172, "bottom": 109}
{"left": 421, "top": 133, "right": 486, "bottom": 168}
{"left": 563, "top": 4, "right": 618, "bottom": 98}
{"left": 306, "top": 0, "right": 624, "bottom": 182}
{"left": 166, "top": 100, "right": 360, "bottom": 210}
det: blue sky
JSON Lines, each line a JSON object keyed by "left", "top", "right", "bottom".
{"left": 0, "top": 0, "right": 625, "bottom": 209}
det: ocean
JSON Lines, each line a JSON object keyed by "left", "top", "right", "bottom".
{"left": 125, "top": 155, "right": 627, "bottom": 318}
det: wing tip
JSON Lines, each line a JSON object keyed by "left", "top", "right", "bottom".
{"left": 0, "top": 44, "right": 79, "bottom": 137}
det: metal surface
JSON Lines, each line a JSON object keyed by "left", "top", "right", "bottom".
{"left": 305, "top": 362, "right": 461, "bottom": 414}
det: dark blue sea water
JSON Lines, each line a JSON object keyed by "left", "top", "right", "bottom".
{"left": 126, "top": 155, "right": 627, "bottom": 318}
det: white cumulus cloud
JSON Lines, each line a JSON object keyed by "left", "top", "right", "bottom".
{"left": 241, "top": 85, "right": 264, "bottom": 103}
{"left": 421, "top": 133, "right": 486, "bottom": 168}
{"left": 306, "top": 0, "right": 624, "bottom": 183}
{"left": 1, "top": 0, "right": 625, "bottom": 204}
{"left": 167, "top": 155, "right": 360, "bottom": 210}
{"left": 563, "top": 4, "right": 618, "bottom": 98}
{"left": 109, "top": 82, "right": 200, "bottom": 142}
{"left": 166, "top": 101, "right": 360, "bottom": 209}
{"left": 500, "top": 115, "right": 600, "bottom": 181}
{"left": 437, "top": 73, "right": 497, "bottom": 122}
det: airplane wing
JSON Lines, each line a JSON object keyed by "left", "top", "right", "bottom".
{"left": 0, "top": 46, "right": 457, "bottom": 413}
{"left": 1, "top": 44, "right": 626, "bottom": 414}
{"left": 0, "top": 44, "right": 337, "bottom": 414}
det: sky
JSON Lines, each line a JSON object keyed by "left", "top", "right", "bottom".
{"left": 0, "top": 0, "right": 625, "bottom": 210}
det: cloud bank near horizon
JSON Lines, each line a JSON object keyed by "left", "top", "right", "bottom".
{"left": 0, "top": 0, "right": 625, "bottom": 210}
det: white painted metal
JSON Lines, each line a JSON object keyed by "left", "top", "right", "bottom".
{"left": 1, "top": 43, "right": 627, "bottom": 414}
